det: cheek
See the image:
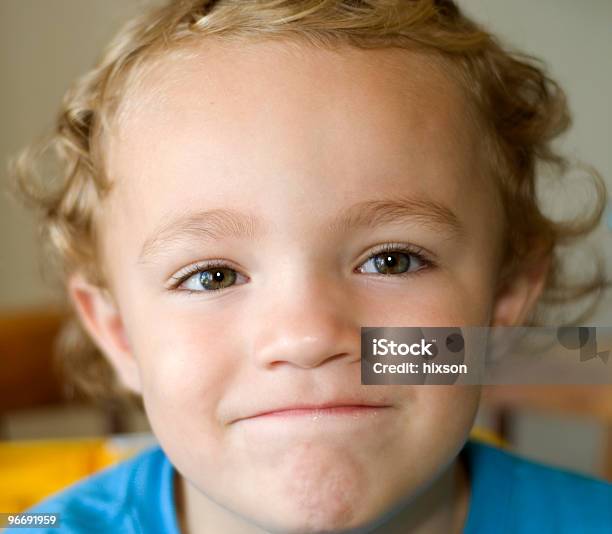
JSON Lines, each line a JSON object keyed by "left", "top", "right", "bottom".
{"left": 121, "top": 299, "right": 240, "bottom": 447}
{"left": 361, "top": 275, "right": 495, "bottom": 327}
{"left": 389, "top": 386, "right": 480, "bottom": 487}
{"left": 428, "top": 251, "right": 499, "bottom": 324}
{"left": 410, "top": 386, "right": 481, "bottom": 438}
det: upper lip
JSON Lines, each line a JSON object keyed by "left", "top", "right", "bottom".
{"left": 232, "top": 399, "right": 392, "bottom": 423}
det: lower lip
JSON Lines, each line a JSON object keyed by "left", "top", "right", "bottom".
{"left": 248, "top": 405, "right": 391, "bottom": 419}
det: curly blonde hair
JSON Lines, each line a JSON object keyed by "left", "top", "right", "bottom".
{"left": 11, "top": 0, "right": 610, "bottom": 403}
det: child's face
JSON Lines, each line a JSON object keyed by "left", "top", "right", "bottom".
{"left": 85, "top": 40, "right": 508, "bottom": 531}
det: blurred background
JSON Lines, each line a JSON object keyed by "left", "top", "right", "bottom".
{"left": 1, "top": 0, "right": 611, "bottom": 512}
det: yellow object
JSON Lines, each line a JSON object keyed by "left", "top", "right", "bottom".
{"left": 470, "top": 425, "right": 508, "bottom": 448}
{"left": 0, "top": 438, "right": 129, "bottom": 513}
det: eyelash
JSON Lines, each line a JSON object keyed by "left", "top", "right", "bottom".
{"left": 169, "top": 243, "right": 435, "bottom": 294}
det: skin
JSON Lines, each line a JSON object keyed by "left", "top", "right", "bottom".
{"left": 70, "top": 38, "right": 550, "bottom": 533}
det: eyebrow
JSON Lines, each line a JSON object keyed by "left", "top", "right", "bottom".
{"left": 138, "top": 194, "right": 464, "bottom": 264}
{"left": 327, "top": 195, "right": 464, "bottom": 237}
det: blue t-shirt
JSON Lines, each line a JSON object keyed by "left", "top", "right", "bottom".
{"left": 6, "top": 439, "right": 612, "bottom": 533}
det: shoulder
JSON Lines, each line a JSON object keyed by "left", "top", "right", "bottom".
{"left": 464, "top": 440, "right": 612, "bottom": 533}
{"left": 4, "top": 445, "right": 175, "bottom": 534}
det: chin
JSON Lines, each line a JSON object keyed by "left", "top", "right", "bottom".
{"left": 237, "top": 490, "right": 391, "bottom": 534}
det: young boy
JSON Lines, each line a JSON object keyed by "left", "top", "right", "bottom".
{"left": 8, "top": 0, "right": 612, "bottom": 533}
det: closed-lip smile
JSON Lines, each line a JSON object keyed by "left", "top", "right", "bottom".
{"left": 234, "top": 401, "right": 393, "bottom": 423}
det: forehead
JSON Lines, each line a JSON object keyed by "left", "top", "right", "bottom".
{"left": 103, "top": 37, "right": 493, "bottom": 245}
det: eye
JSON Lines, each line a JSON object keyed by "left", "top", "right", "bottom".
{"left": 172, "top": 264, "right": 246, "bottom": 293}
{"left": 357, "top": 245, "right": 432, "bottom": 276}
{"left": 171, "top": 244, "right": 432, "bottom": 294}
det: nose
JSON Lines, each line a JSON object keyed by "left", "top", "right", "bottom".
{"left": 250, "top": 275, "right": 360, "bottom": 370}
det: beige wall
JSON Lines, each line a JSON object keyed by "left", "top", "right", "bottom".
{"left": 0, "top": 0, "right": 148, "bottom": 309}
{"left": 1, "top": 0, "right": 611, "bottom": 318}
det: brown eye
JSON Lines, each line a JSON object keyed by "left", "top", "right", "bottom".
{"left": 174, "top": 263, "right": 247, "bottom": 293}
{"left": 358, "top": 247, "right": 428, "bottom": 276}
{"left": 373, "top": 252, "right": 411, "bottom": 274}
{"left": 198, "top": 268, "right": 237, "bottom": 290}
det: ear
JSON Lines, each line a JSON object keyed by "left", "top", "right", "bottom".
{"left": 492, "top": 250, "right": 552, "bottom": 327}
{"left": 67, "top": 272, "right": 142, "bottom": 394}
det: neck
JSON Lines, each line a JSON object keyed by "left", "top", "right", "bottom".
{"left": 175, "top": 452, "right": 470, "bottom": 534}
